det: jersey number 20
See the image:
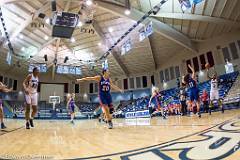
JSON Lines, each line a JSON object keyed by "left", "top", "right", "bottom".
{"left": 102, "top": 85, "right": 109, "bottom": 91}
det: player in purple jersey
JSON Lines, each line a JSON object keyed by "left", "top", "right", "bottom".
{"left": 67, "top": 93, "right": 76, "bottom": 124}
{"left": 0, "top": 82, "right": 12, "bottom": 129}
{"left": 148, "top": 86, "right": 166, "bottom": 119}
{"left": 77, "top": 69, "right": 123, "bottom": 129}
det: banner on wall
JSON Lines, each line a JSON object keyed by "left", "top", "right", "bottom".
{"left": 29, "top": 63, "right": 47, "bottom": 73}
{"left": 178, "top": 0, "right": 204, "bottom": 12}
{"left": 138, "top": 21, "right": 153, "bottom": 42}
{"left": 178, "top": 0, "right": 191, "bottom": 11}
{"left": 6, "top": 51, "right": 12, "bottom": 65}
{"left": 125, "top": 110, "right": 150, "bottom": 119}
{"left": 121, "top": 38, "right": 132, "bottom": 55}
{"left": 191, "top": 0, "right": 204, "bottom": 5}
{"left": 56, "top": 65, "right": 82, "bottom": 75}
{"left": 145, "top": 21, "right": 153, "bottom": 37}
{"left": 139, "top": 27, "right": 146, "bottom": 42}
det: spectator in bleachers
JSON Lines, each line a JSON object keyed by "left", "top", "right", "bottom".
{"left": 179, "top": 85, "right": 187, "bottom": 116}
{"left": 201, "top": 89, "right": 209, "bottom": 113}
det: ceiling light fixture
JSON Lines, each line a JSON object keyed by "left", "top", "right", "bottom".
{"left": 77, "top": 21, "right": 83, "bottom": 27}
{"left": 45, "top": 18, "right": 50, "bottom": 24}
{"left": 108, "top": 27, "right": 113, "bottom": 33}
{"left": 19, "top": 34, "right": 23, "bottom": 39}
{"left": 44, "top": 35, "right": 49, "bottom": 40}
{"left": 86, "top": 0, "right": 93, "bottom": 6}
{"left": 70, "top": 37, "right": 76, "bottom": 43}
{"left": 124, "top": 9, "right": 131, "bottom": 15}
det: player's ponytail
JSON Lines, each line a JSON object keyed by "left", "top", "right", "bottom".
{"left": 33, "top": 67, "right": 39, "bottom": 73}
{"left": 102, "top": 69, "right": 107, "bottom": 75}
{"left": 184, "top": 74, "right": 190, "bottom": 83}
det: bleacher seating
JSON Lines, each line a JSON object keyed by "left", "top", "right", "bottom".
{"left": 224, "top": 73, "right": 240, "bottom": 104}
{"left": 118, "top": 71, "right": 239, "bottom": 116}
{"left": 73, "top": 102, "right": 98, "bottom": 114}
{"left": 3, "top": 100, "right": 98, "bottom": 119}
{"left": 1, "top": 72, "right": 239, "bottom": 119}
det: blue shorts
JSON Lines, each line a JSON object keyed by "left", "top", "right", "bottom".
{"left": 69, "top": 105, "right": 75, "bottom": 113}
{"left": 99, "top": 93, "right": 112, "bottom": 106}
{"left": 189, "top": 88, "right": 199, "bottom": 101}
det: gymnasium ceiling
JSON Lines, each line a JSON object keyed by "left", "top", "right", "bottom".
{"left": 0, "top": 0, "right": 240, "bottom": 78}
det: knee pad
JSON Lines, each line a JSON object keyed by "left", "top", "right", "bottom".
{"left": 109, "top": 107, "right": 114, "bottom": 114}
{"left": 209, "top": 101, "right": 213, "bottom": 108}
{"left": 218, "top": 99, "right": 222, "bottom": 106}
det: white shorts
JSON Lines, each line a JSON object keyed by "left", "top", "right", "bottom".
{"left": 25, "top": 93, "right": 38, "bottom": 106}
{"left": 210, "top": 90, "right": 219, "bottom": 100}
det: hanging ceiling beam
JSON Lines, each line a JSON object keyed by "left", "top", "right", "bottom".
{"left": 51, "top": 0, "right": 72, "bottom": 80}
{"left": 96, "top": 1, "right": 198, "bottom": 53}
{"left": 37, "top": 0, "right": 71, "bottom": 54}
{"left": 8, "top": 1, "right": 50, "bottom": 41}
{"left": 51, "top": 38, "right": 60, "bottom": 80}
{"left": 148, "top": 38, "right": 157, "bottom": 70}
{"left": 92, "top": 20, "right": 129, "bottom": 76}
{"left": 151, "top": 12, "right": 240, "bottom": 27}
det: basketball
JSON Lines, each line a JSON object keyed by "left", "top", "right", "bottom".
{"left": 205, "top": 63, "right": 210, "bottom": 69}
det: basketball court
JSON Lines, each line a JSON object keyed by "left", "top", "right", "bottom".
{"left": 0, "top": 0, "right": 240, "bottom": 160}
{"left": 0, "top": 110, "right": 239, "bottom": 159}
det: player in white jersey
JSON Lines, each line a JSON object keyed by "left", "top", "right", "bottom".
{"left": 207, "top": 70, "right": 224, "bottom": 114}
{"left": 23, "top": 67, "right": 39, "bottom": 129}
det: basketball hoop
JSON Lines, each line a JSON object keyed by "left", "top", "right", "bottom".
{"left": 49, "top": 96, "right": 60, "bottom": 110}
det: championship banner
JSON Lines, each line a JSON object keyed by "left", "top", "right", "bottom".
{"left": 145, "top": 21, "right": 153, "bottom": 37}
{"left": 121, "top": 38, "right": 132, "bottom": 55}
{"left": 178, "top": 0, "right": 203, "bottom": 12}
{"left": 6, "top": 51, "right": 12, "bottom": 65}
{"left": 191, "top": 0, "right": 204, "bottom": 5}
{"left": 29, "top": 63, "right": 47, "bottom": 73}
{"left": 139, "top": 27, "right": 146, "bottom": 41}
{"left": 138, "top": 21, "right": 153, "bottom": 42}
{"left": 178, "top": 0, "right": 191, "bottom": 11}
{"left": 125, "top": 110, "right": 150, "bottom": 119}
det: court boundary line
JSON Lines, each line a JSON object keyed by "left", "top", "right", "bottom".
{"left": 72, "top": 116, "right": 239, "bottom": 160}
{"left": 0, "top": 126, "right": 24, "bottom": 137}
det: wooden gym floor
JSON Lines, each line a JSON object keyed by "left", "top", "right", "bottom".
{"left": 0, "top": 109, "right": 240, "bottom": 160}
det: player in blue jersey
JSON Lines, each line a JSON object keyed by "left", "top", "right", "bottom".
{"left": 77, "top": 69, "right": 123, "bottom": 129}
{"left": 0, "top": 82, "right": 12, "bottom": 129}
{"left": 67, "top": 93, "right": 76, "bottom": 124}
{"left": 182, "top": 64, "right": 201, "bottom": 118}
